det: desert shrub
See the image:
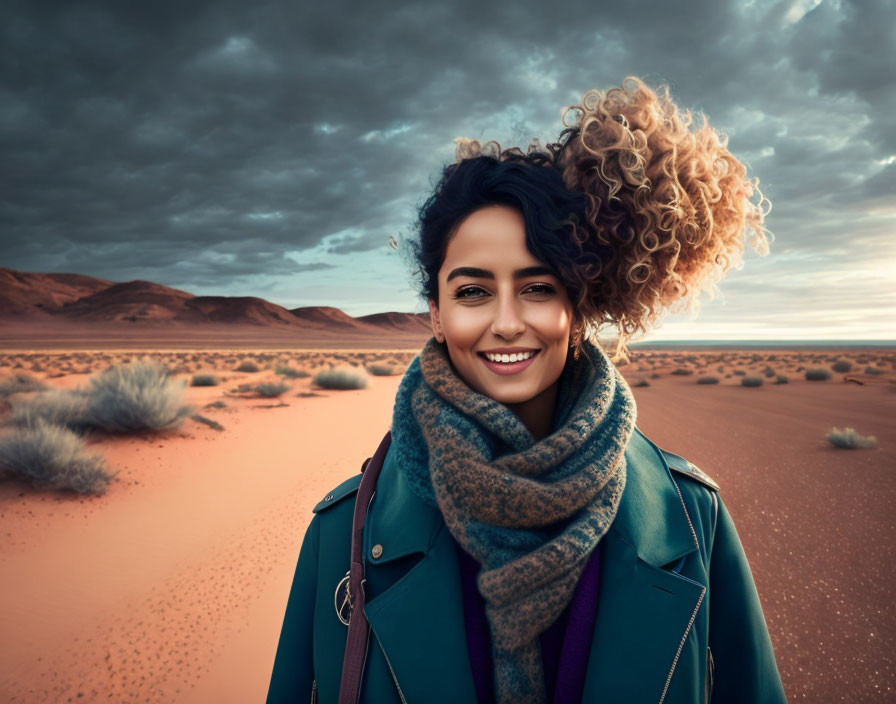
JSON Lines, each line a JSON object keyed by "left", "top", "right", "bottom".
{"left": 696, "top": 376, "right": 719, "bottom": 385}
{"left": 763, "top": 366, "right": 776, "bottom": 378}
{"left": 826, "top": 427, "right": 877, "bottom": 449}
{"left": 633, "top": 379, "right": 650, "bottom": 387}
{"left": 741, "top": 376, "right": 763, "bottom": 387}
{"left": 650, "top": 373, "right": 661, "bottom": 379}
{"left": 205, "top": 400, "right": 227, "bottom": 409}
{"left": 805, "top": 368, "right": 832, "bottom": 381}
{"left": 275, "top": 365, "right": 310, "bottom": 379}
{"left": 831, "top": 360, "right": 852, "bottom": 373}
{"left": 254, "top": 382, "right": 290, "bottom": 398}
{"left": 366, "top": 363, "right": 398, "bottom": 376}
{"left": 671, "top": 368, "right": 694, "bottom": 376}
{"left": 0, "top": 419, "right": 113, "bottom": 493}
{"left": 774, "top": 374, "right": 789, "bottom": 384}
{"left": 0, "top": 372, "right": 49, "bottom": 397}
{"left": 7, "top": 389, "right": 90, "bottom": 429}
{"left": 85, "top": 360, "right": 194, "bottom": 433}
{"left": 313, "top": 366, "right": 370, "bottom": 390}
{"left": 864, "top": 366, "right": 885, "bottom": 376}
{"left": 191, "top": 374, "right": 220, "bottom": 386}
{"left": 234, "top": 361, "right": 260, "bottom": 373}
{"left": 733, "top": 369, "right": 746, "bottom": 376}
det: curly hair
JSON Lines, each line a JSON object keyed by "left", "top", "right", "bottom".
{"left": 411, "top": 76, "right": 771, "bottom": 360}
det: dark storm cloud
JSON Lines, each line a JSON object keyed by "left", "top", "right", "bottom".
{"left": 1, "top": 0, "right": 893, "bottom": 316}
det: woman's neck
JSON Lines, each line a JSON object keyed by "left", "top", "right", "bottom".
{"left": 504, "top": 381, "right": 559, "bottom": 442}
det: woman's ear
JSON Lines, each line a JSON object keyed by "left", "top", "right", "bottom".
{"left": 428, "top": 298, "right": 444, "bottom": 343}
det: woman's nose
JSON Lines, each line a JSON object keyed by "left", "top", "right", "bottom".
{"left": 490, "top": 294, "right": 525, "bottom": 339}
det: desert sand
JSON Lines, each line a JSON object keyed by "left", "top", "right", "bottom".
{"left": 0, "top": 346, "right": 894, "bottom": 703}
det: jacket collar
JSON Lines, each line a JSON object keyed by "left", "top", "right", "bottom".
{"left": 364, "top": 426, "right": 698, "bottom": 570}
{"left": 361, "top": 426, "right": 705, "bottom": 702}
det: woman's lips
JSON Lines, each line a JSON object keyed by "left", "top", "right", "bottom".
{"left": 478, "top": 350, "right": 540, "bottom": 375}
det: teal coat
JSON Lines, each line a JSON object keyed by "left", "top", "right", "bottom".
{"left": 267, "top": 427, "right": 787, "bottom": 703}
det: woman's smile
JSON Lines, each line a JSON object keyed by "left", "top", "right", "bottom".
{"left": 477, "top": 348, "right": 541, "bottom": 374}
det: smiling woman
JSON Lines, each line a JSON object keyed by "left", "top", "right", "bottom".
{"left": 267, "top": 76, "right": 786, "bottom": 704}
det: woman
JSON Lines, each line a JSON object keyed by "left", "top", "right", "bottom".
{"left": 267, "top": 77, "right": 787, "bottom": 704}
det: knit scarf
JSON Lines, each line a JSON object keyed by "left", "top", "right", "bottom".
{"left": 390, "top": 337, "right": 637, "bottom": 704}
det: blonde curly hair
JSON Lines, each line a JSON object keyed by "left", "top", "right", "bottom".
{"left": 453, "top": 76, "right": 771, "bottom": 360}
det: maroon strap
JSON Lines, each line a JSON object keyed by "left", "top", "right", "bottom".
{"left": 338, "top": 430, "right": 392, "bottom": 704}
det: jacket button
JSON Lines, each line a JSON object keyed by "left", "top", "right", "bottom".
{"left": 371, "top": 544, "right": 383, "bottom": 559}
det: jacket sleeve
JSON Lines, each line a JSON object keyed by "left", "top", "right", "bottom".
{"left": 708, "top": 496, "right": 788, "bottom": 703}
{"left": 266, "top": 515, "right": 320, "bottom": 704}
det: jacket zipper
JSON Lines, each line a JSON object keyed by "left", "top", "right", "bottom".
{"left": 658, "top": 584, "right": 706, "bottom": 704}
{"left": 706, "top": 646, "right": 714, "bottom": 703}
{"left": 372, "top": 630, "right": 408, "bottom": 704}
{"left": 310, "top": 678, "right": 318, "bottom": 704}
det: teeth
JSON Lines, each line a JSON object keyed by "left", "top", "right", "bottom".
{"left": 484, "top": 351, "right": 535, "bottom": 363}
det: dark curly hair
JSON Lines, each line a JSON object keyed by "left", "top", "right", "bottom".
{"left": 409, "top": 76, "right": 771, "bottom": 360}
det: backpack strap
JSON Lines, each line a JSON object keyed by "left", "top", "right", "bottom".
{"left": 338, "top": 430, "right": 392, "bottom": 704}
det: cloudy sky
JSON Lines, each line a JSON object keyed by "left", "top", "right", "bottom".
{"left": 2, "top": 0, "right": 894, "bottom": 340}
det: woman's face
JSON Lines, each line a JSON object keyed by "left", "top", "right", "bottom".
{"left": 429, "top": 204, "right": 575, "bottom": 410}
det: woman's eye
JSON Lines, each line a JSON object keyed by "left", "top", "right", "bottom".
{"left": 453, "top": 286, "right": 488, "bottom": 300}
{"left": 525, "top": 283, "right": 555, "bottom": 295}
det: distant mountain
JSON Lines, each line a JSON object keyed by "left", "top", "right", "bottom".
{"left": 58, "top": 280, "right": 194, "bottom": 322}
{"left": 0, "top": 268, "right": 114, "bottom": 317}
{"left": 290, "top": 306, "right": 373, "bottom": 329}
{"left": 0, "top": 267, "right": 431, "bottom": 342}
{"left": 356, "top": 311, "right": 432, "bottom": 333}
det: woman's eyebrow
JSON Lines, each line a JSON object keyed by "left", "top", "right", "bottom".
{"left": 446, "top": 265, "right": 557, "bottom": 282}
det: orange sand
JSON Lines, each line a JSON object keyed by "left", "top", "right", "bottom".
{"left": 0, "top": 348, "right": 894, "bottom": 702}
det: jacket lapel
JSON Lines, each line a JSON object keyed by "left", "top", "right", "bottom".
{"left": 582, "top": 428, "right": 706, "bottom": 702}
{"left": 362, "top": 427, "right": 705, "bottom": 703}
{"left": 362, "top": 441, "right": 478, "bottom": 701}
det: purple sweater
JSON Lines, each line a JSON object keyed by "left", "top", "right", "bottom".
{"left": 454, "top": 539, "right": 604, "bottom": 704}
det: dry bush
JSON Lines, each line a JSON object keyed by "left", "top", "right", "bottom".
{"left": 275, "top": 366, "right": 310, "bottom": 379}
{"left": 826, "top": 427, "right": 877, "bottom": 449}
{"left": 86, "top": 360, "right": 194, "bottom": 433}
{"left": 0, "top": 419, "right": 113, "bottom": 493}
{"left": 255, "top": 382, "right": 290, "bottom": 398}
{"left": 313, "top": 366, "right": 370, "bottom": 390}
{"left": 191, "top": 374, "right": 220, "bottom": 386}
{"left": 805, "top": 368, "right": 832, "bottom": 381}
{"left": 7, "top": 389, "right": 90, "bottom": 429}
{"left": 0, "top": 372, "right": 49, "bottom": 397}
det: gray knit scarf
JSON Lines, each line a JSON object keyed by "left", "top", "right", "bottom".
{"left": 390, "top": 337, "right": 637, "bottom": 703}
